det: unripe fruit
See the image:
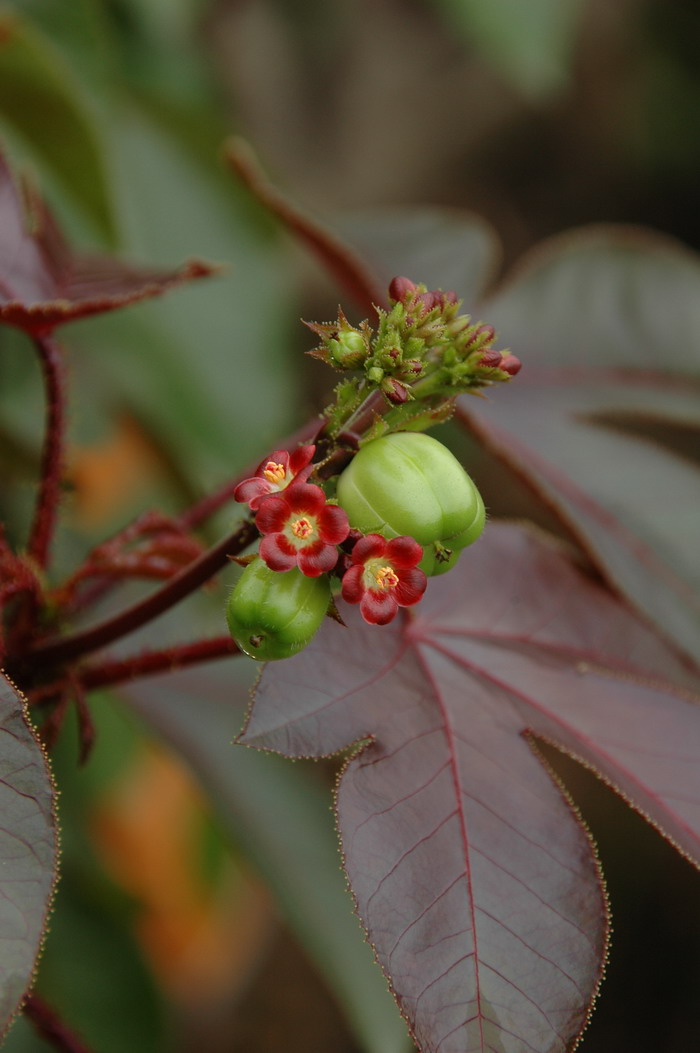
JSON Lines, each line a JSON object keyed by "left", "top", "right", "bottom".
{"left": 226, "top": 559, "right": 330, "bottom": 661}
{"left": 335, "top": 432, "right": 485, "bottom": 575}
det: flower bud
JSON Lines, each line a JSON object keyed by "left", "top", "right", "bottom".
{"left": 381, "top": 378, "right": 410, "bottom": 404}
{"left": 388, "top": 276, "right": 417, "bottom": 303}
{"left": 499, "top": 353, "right": 522, "bottom": 376}
{"left": 478, "top": 348, "right": 503, "bottom": 368}
{"left": 329, "top": 329, "right": 367, "bottom": 368}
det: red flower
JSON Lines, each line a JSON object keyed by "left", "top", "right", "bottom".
{"left": 234, "top": 445, "right": 316, "bottom": 510}
{"left": 341, "top": 534, "right": 427, "bottom": 625}
{"left": 256, "top": 483, "right": 350, "bottom": 577}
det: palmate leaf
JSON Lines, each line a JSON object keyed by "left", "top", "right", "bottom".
{"left": 240, "top": 524, "right": 700, "bottom": 1053}
{"left": 0, "top": 152, "right": 217, "bottom": 334}
{"left": 0, "top": 674, "right": 57, "bottom": 1038}
{"left": 461, "top": 226, "right": 700, "bottom": 666}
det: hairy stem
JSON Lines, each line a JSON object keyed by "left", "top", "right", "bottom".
{"left": 80, "top": 635, "right": 240, "bottom": 689}
{"left": 29, "top": 334, "right": 66, "bottom": 569}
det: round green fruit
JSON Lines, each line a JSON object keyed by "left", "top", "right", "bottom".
{"left": 226, "top": 559, "right": 330, "bottom": 661}
{"left": 335, "top": 432, "right": 485, "bottom": 575}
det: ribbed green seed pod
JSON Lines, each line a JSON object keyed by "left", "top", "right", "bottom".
{"left": 226, "top": 559, "right": 330, "bottom": 661}
{"left": 336, "top": 432, "right": 485, "bottom": 575}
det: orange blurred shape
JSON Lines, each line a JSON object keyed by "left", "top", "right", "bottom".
{"left": 90, "top": 744, "right": 273, "bottom": 1006}
{"left": 67, "top": 414, "right": 162, "bottom": 530}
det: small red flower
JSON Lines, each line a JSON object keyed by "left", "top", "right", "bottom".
{"left": 256, "top": 483, "right": 350, "bottom": 577}
{"left": 234, "top": 445, "right": 316, "bottom": 510}
{"left": 341, "top": 534, "right": 427, "bottom": 625}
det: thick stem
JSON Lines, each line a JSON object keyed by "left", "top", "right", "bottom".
{"left": 29, "top": 334, "right": 66, "bottom": 569}
{"left": 23, "top": 994, "right": 95, "bottom": 1053}
{"left": 16, "top": 519, "right": 258, "bottom": 673}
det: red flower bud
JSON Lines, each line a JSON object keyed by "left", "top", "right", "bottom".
{"left": 499, "top": 353, "right": 522, "bottom": 376}
{"left": 466, "top": 324, "right": 496, "bottom": 347}
{"left": 388, "top": 276, "right": 417, "bottom": 303}
{"left": 478, "top": 348, "right": 503, "bottom": 368}
{"left": 381, "top": 378, "right": 410, "bottom": 404}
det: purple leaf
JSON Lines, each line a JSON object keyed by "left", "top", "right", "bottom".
{"left": 459, "top": 226, "right": 700, "bottom": 664}
{"left": 0, "top": 674, "right": 57, "bottom": 1038}
{"left": 240, "top": 524, "right": 700, "bottom": 1053}
{"left": 0, "top": 153, "right": 219, "bottom": 334}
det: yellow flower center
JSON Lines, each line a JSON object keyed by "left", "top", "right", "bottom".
{"left": 374, "top": 565, "right": 399, "bottom": 589}
{"left": 291, "top": 517, "right": 314, "bottom": 540}
{"left": 263, "top": 461, "right": 286, "bottom": 484}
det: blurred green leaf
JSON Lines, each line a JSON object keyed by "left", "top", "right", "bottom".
{"left": 431, "top": 0, "right": 585, "bottom": 99}
{"left": 65, "top": 106, "right": 300, "bottom": 490}
{"left": 124, "top": 664, "right": 413, "bottom": 1053}
{"left": 0, "top": 8, "right": 117, "bottom": 242}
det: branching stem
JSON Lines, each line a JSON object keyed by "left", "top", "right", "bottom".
{"left": 28, "top": 334, "right": 66, "bottom": 569}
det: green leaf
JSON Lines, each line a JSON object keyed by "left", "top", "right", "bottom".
{"left": 430, "top": 0, "right": 585, "bottom": 99}
{"left": 0, "top": 9, "right": 117, "bottom": 243}
{"left": 124, "top": 664, "right": 413, "bottom": 1053}
{"left": 0, "top": 674, "right": 57, "bottom": 1040}
{"left": 65, "top": 106, "right": 299, "bottom": 483}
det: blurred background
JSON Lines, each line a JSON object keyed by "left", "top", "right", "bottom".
{"left": 1, "top": 0, "right": 700, "bottom": 1050}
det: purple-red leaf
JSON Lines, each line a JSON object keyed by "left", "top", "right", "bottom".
{"left": 0, "top": 153, "right": 219, "bottom": 334}
{"left": 240, "top": 524, "right": 700, "bottom": 1053}
{"left": 0, "top": 674, "right": 57, "bottom": 1038}
{"left": 461, "top": 226, "right": 700, "bottom": 664}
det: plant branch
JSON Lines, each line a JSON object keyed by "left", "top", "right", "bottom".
{"left": 23, "top": 994, "right": 95, "bottom": 1053}
{"left": 224, "top": 138, "right": 385, "bottom": 317}
{"left": 80, "top": 635, "right": 240, "bottom": 689}
{"left": 16, "top": 519, "right": 258, "bottom": 673}
{"left": 28, "top": 334, "right": 66, "bottom": 569}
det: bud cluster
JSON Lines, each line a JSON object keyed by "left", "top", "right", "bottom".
{"left": 305, "top": 276, "right": 520, "bottom": 437}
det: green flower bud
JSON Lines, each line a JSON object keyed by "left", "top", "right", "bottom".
{"left": 336, "top": 432, "right": 486, "bottom": 575}
{"left": 226, "top": 559, "right": 330, "bottom": 661}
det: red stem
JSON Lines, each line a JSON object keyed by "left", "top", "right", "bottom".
{"left": 28, "top": 334, "right": 65, "bottom": 569}
{"left": 23, "top": 994, "right": 95, "bottom": 1053}
{"left": 80, "top": 635, "right": 240, "bottom": 689}
{"left": 224, "top": 138, "right": 386, "bottom": 317}
{"left": 17, "top": 519, "right": 258, "bottom": 672}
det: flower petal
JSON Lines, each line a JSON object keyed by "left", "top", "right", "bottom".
{"left": 233, "top": 477, "right": 272, "bottom": 507}
{"left": 255, "top": 496, "right": 292, "bottom": 534}
{"left": 298, "top": 541, "right": 338, "bottom": 577}
{"left": 257, "top": 449, "right": 290, "bottom": 474}
{"left": 351, "top": 534, "right": 388, "bottom": 564}
{"left": 318, "top": 504, "right": 350, "bottom": 545}
{"left": 386, "top": 535, "right": 424, "bottom": 568}
{"left": 341, "top": 565, "right": 364, "bottom": 603}
{"left": 288, "top": 445, "right": 316, "bottom": 474}
{"left": 360, "top": 588, "right": 398, "bottom": 626}
{"left": 285, "top": 483, "right": 326, "bottom": 516}
{"left": 259, "top": 533, "right": 297, "bottom": 571}
{"left": 395, "top": 567, "right": 427, "bottom": 606}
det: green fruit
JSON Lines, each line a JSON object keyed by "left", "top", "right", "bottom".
{"left": 226, "top": 559, "right": 330, "bottom": 661}
{"left": 336, "top": 432, "right": 485, "bottom": 575}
